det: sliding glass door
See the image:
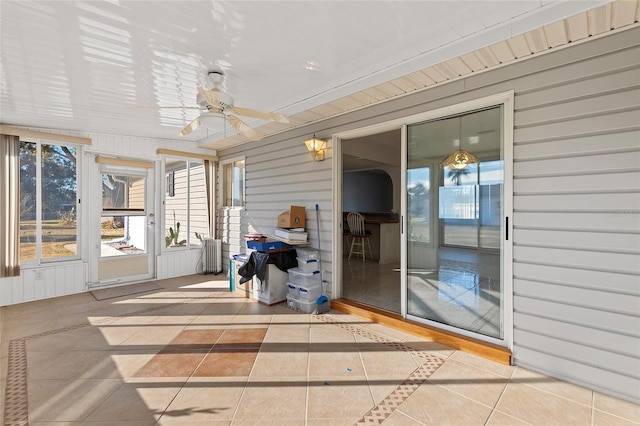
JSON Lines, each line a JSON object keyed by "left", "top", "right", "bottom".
{"left": 404, "top": 102, "right": 511, "bottom": 343}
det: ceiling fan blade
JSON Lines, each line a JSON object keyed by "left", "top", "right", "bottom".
{"left": 231, "top": 106, "right": 289, "bottom": 123}
{"left": 198, "top": 87, "right": 223, "bottom": 109}
{"left": 178, "top": 117, "right": 201, "bottom": 136}
{"left": 227, "top": 115, "right": 263, "bottom": 141}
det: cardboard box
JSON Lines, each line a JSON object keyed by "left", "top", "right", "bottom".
{"left": 277, "top": 205, "right": 306, "bottom": 228}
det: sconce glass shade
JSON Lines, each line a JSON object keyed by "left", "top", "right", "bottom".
{"left": 304, "top": 137, "right": 327, "bottom": 152}
{"left": 440, "top": 149, "right": 480, "bottom": 170}
{"left": 304, "top": 136, "right": 327, "bottom": 161}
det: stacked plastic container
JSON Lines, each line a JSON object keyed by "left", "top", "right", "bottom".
{"left": 286, "top": 248, "right": 321, "bottom": 313}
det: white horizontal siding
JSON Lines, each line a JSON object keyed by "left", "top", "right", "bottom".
{"left": 510, "top": 31, "right": 640, "bottom": 403}
{"left": 217, "top": 139, "right": 332, "bottom": 282}
{"left": 514, "top": 342, "right": 639, "bottom": 402}
{"left": 215, "top": 26, "right": 639, "bottom": 402}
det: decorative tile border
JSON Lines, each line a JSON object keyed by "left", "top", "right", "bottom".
{"left": 3, "top": 339, "right": 29, "bottom": 426}
{"left": 2, "top": 295, "right": 216, "bottom": 425}
{"left": 3, "top": 294, "right": 444, "bottom": 425}
{"left": 313, "top": 313, "right": 446, "bottom": 425}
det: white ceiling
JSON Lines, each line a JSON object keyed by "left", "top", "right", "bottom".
{"left": 1, "top": 0, "right": 632, "bottom": 152}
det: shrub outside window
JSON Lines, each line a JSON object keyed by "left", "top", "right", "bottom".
{"left": 164, "top": 158, "right": 209, "bottom": 248}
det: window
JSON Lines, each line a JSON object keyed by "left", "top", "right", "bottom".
{"left": 221, "top": 158, "right": 245, "bottom": 207}
{"left": 100, "top": 171, "right": 147, "bottom": 257}
{"left": 164, "top": 158, "right": 209, "bottom": 248}
{"left": 407, "top": 167, "right": 431, "bottom": 243}
{"left": 19, "top": 140, "right": 80, "bottom": 263}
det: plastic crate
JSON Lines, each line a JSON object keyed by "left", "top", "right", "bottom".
{"left": 297, "top": 299, "right": 316, "bottom": 313}
{"left": 288, "top": 267, "right": 321, "bottom": 286}
{"left": 287, "top": 283, "right": 299, "bottom": 298}
{"left": 296, "top": 257, "right": 320, "bottom": 273}
{"left": 298, "top": 282, "right": 322, "bottom": 302}
{"left": 286, "top": 295, "right": 326, "bottom": 314}
{"left": 286, "top": 295, "right": 299, "bottom": 310}
{"left": 295, "top": 247, "right": 318, "bottom": 261}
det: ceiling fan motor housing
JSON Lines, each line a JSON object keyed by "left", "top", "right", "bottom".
{"left": 207, "top": 71, "right": 224, "bottom": 86}
{"left": 214, "top": 91, "right": 234, "bottom": 110}
{"left": 196, "top": 90, "right": 234, "bottom": 112}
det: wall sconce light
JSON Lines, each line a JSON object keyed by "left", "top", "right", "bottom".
{"left": 304, "top": 135, "right": 327, "bottom": 161}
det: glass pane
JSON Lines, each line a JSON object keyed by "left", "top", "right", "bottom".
{"left": 223, "top": 159, "right": 245, "bottom": 207}
{"left": 189, "top": 162, "right": 208, "bottom": 245}
{"left": 19, "top": 142, "right": 37, "bottom": 261}
{"left": 479, "top": 161, "right": 503, "bottom": 250}
{"left": 406, "top": 105, "right": 504, "bottom": 340}
{"left": 40, "top": 144, "right": 78, "bottom": 259}
{"left": 102, "top": 174, "right": 145, "bottom": 211}
{"left": 101, "top": 172, "right": 146, "bottom": 256}
{"left": 101, "top": 215, "right": 146, "bottom": 256}
{"left": 407, "top": 167, "right": 431, "bottom": 243}
{"left": 165, "top": 160, "right": 188, "bottom": 248}
{"left": 442, "top": 163, "right": 478, "bottom": 248}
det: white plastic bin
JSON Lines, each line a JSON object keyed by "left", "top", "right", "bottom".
{"left": 298, "top": 282, "right": 322, "bottom": 302}
{"left": 295, "top": 247, "right": 318, "bottom": 261}
{"left": 287, "top": 283, "right": 299, "bottom": 298}
{"left": 297, "top": 299, "right": 316, "bottom": 313}
{"left": 288, "top": 267, "right": 321, "bottom": 286}
{"left": 286, "top": 295, "right": 299, "bottom": 310}
{"left": 296, "top": 257, "right": 320, "bottom": 273}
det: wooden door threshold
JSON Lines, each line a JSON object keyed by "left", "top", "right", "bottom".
{"left": 330, "top": 298, "right": 512, "bottom": 365}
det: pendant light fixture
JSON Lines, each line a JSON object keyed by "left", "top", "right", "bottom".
{"left": 440, "top": 116, "right": 480, "bottom": 170}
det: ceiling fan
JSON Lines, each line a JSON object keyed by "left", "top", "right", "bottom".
{"left": 147, "top": 71, "right": 289, "bottom": 141}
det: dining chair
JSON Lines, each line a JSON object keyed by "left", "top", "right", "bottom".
{"left": 346, "top": 212, "right": 373, "bottom": 262}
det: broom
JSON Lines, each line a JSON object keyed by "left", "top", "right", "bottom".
{"left": 314, "top": 204, "right": 330, "bottom": 313}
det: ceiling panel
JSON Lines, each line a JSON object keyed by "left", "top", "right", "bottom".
{"left": 1, "top": 0, "right": 634, "bottom": 152}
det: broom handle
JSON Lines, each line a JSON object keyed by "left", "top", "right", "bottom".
{"left": 315, "top": 204, "right": 323, "bottom": 292}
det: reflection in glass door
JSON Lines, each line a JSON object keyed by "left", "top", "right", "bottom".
{"left": 406, "top": 105, "right": 506, "bottom": 341}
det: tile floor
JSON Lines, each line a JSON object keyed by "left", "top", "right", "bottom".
{"left": 2, "top": 274, "right": 639, "bottom": 425}
{"left": 342, "top": 247, "right": 503, "bottom": 339}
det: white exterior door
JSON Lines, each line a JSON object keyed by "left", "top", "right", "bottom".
{"left": 94, "top": 162, "right": 155, "bottom": 286}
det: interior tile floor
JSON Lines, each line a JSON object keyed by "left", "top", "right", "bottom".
{"left": 343, "top": 247, "right": 502, "bottom": 339}
{"left": 2, "top": 274, "right": 638, "bottom": 425}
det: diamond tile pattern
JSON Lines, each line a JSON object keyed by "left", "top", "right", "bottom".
{"left": 2, "top": 274, "right": 638, "bottom": 424}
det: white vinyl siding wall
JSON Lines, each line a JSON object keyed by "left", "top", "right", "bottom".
{"left": 217, "top": 27, "right": 639, "bottom": 403}
{"left": 508, "top": 38, "right": 640, "bottom": 403}
{"left": 216, "top": 143, "right": 332, "bottom": 281}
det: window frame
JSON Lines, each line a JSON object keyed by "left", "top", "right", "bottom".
{"left": 220, "top": 156, "right": 246, "bottom": 209}
{"left": 19, "top": 137, "right": 82, "bottom": 265}
{"left": 162, "top": 156, "right": 209, "bottom": 251}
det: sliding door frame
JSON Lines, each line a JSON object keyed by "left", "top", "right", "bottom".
{"left": 333, "top": 90, "right": 514, "bottom": 350}
{"left": 401, "top": 91, "right": 514, "bottom": 349}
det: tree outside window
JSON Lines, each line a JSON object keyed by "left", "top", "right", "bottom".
{"left": 19, "top": 141, "right": 79, "bottom": 262}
